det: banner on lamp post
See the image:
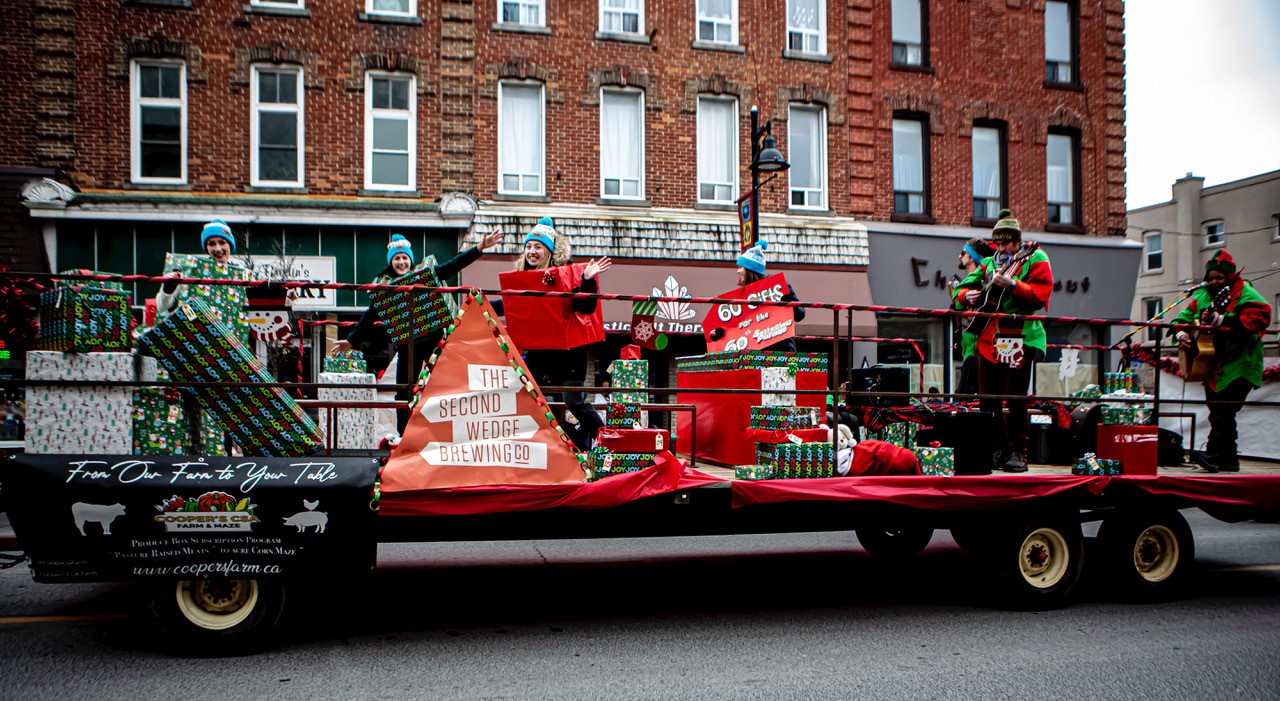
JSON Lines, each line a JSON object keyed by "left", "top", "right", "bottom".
{"left": 737, "top": 191, "right": 754, "bottom": 253}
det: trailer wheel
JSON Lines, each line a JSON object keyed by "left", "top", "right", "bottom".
{"left": 992, "top": 517, "right": 1084, "bottom": 609}
{"left": 856, "top": 526, "right": 934, "bottom": 562}
{"left": 949, "top": 524, "right": 993, "bottom": 557}
{"left": 148, "top": 576, "right": 286, "bottom": 652}
{"left": 1098, "top": 510, "right": 1194, "bottom": 598}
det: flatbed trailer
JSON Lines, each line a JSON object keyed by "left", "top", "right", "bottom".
{"left": 4, "top": 453, "right": 1279, "bottom": 651}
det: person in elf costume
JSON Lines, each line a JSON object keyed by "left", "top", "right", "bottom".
{"left": 951, "top": 237, "right": 995, "bottom": 395}
{"left": 955, "top": 209, "right": 1053, "bottom": 472}
{"left": 1174, "top": 249, "right": 1272, "bottom": 472}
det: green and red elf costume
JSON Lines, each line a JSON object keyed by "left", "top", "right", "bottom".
{"left": 1174, "top": 249, "right": 1272, "bottom": 472}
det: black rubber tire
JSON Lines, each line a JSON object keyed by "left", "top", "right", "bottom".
{"left": 1097, "top": 510, "right": 1195, "bottom": 600}
{"left": 147, "top": 576, "right": 287, "bottom": 653}
{"left": 949, "top": 524, "right": 995, "bottom": 557}
{"left": 990, "top": 516, "right": 1085, "bottom": 610}
{"left": 856, "top": 526, "right": 934, "bottom": 562}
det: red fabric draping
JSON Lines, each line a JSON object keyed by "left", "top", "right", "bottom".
{"left": 731, "top": 474, "right": 1109, "bottom": 511}
{"left": 379, "top": 451, "right": 728, "bottom": 517}
{"left": 1106, "top": 475, "right": 1280, "bottom": 522}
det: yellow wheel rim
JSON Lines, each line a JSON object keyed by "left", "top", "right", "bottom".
{"left": 1133, "top": 525, "right": 1179, "bottom": 583}
{"left": 1019, "top": 527, "right": 1070, "bottom": 589}
{"left": 174, "top": 578, "right": 259, "bottom": 631}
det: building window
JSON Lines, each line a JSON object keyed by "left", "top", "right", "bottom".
{"left": 1143, "top": 231, "right": 1163, "bottom": 272}
{"left": 892, "top": 116, "right": 928, "bottom": 215}
{"left": 1046, "top": 130, "right": 1079, "bottom": 226}
{"left": 696, "top": 96, "right": 737, "bottom": 204}
{"left": 251, "top": 0, "right": 303, "bottom": 7}
{"left": 891, "top": 0, "right": 925, "bottom": 66}
{"left": 500, "top": 0, "right": 543, "bottom": 26}
{"left": 364, "top": 73, "right": 415, "bottom": 191}
{"left": 1143, "top": 297, "right": 1163, "bottom": 342}
{"left": 600, "top": 0, "right": 643, "bottom": 35}
{"left": 1273, "top": 214, "right": 1280, "bottom": 242}
{"left": 250, "top": 66, "right": 304, "bottom": 187}
{"left": 971, "top": 123, "right": 1004, "bottom": 221}
{"left": 498, "top": 82, "right": 544, "bottom": 195}
{"left": 788, "top": 104, "right": 827, "bottom": 210}
{"left": 367, "top": 0, "right": 415, "bottom": 17}
{"left": 786, "top": 0, "right": 825, "bottom": 55}
{"left": 1204, "top": 220, "right": 1225, "bottom": 247}
{"left": 696, "top": 0, "right": 737, "bottom": 45}
{"left": 1045, "top": 0, "right": 1076, "bottom": 84}
{"left": 600, "top": 89, "right": 644, "bottom": 199}
{"left": 131, "top": 60, "right": 186, "bottom": 184}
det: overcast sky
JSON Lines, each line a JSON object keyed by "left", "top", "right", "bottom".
{"left": 1124, "top": 0, "right": 1280, "bottom": 210}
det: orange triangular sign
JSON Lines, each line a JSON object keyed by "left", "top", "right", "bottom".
{"left": 381, "top": 292, "right": 586, "bottom": 491}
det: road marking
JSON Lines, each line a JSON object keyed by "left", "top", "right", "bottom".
{"left": 0, "top": 614, "right": 134, "bottom": 625}
{"left": 1210, "top": 564, "right": 1280, "bottom": 573}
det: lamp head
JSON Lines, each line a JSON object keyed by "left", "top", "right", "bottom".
{"left": 752, "top": 133, "right": 789, "bottom": 173}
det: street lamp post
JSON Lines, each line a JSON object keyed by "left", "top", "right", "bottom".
{"left": 746, "top": 105, "right": 790, "bottom": 250}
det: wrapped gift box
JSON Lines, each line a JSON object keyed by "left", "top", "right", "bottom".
{"left": 37, "top": 286, "right": 132, "bottom": 352}
{"left": 745, "top": 427, "right": 830, "bottom": 445}
{"left": 1096, "top": 425, "right": 1158, "bottom": 475}
{"left": 607, "top": 359, "right": 649, "bottom": 405}
{"left": 864, "top": 421, "right": 919, "bottom": 449}
{"left": 56, "top": 269, "right": 126, "bottom": 291}
{"left": 606, "top": 402, "right": 643, "bottom": 428}
{"left": 761, "top": 366, "right": 797, "bottom": 407}
{"left": 164, "top": 253, "right": 254, "bottom": 344}
{"left": 911, "top": 445, "right": 955, "bottom": 477}
{"left": 756, "top": 442, "right": 835, "bottom": 479}
{"left": 139, "top": 299, "right": 321, "bottom": 457}
{"left": 323, "top": 351, "right": 367, "bottom": 374}
{"left": 499, "top": 263, "right": 604, "bottom": 351}
{"left": 367, "top": 258, "right": 458, "bottom": 346}
{"left": 317, "top": 372, "right": 379, "bottom": 450}
{"left": 24, "top": 351, "right": 156, "bottom": 454}
{"left": 1072, "top": 453, "right": 1123, "bottom": 476}
{"left": 735, "top": 464, "right": 775, "bottom": 481}
{"left": 133, "top": 387, "right": 188, "bottom": 454}
{"left": 1100, "top": 406, "right": 1140, "bottom": 426}
{"left": 586, "top": 447, "right": 657, "bottom": 481}
{"left": 596, "top": 427, "right": 669, "bottom": 453}
{"left": 748, "top": 405, "right": 819, "bottom": 431}
{"left": 675, "top": 350, "right": 828, "bottom": 374}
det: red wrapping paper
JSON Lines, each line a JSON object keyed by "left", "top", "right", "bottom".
{"left": 597, "top": 428, "right": 671, "bottom": 453}
{"left": 676, "top": 367, "right": 827, "bottom": 465}
{"left": 499, "top": 263, "right": 605, "bottom": 350}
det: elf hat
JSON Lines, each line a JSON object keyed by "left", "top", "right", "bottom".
{"left": 991, "top": 209, "right": 1021, "bottom": 242}
{"left": 386, "top": 234, "right": 415, "bottom": 266}
{"left": 737, "top": 240, "right": 768, "bottom": 275}
{"left": 201, "top": 219, "right": 236, "bottom": 252}
{"left": 1204, "top": 249, "right": 1237, "bottom": 275}
{"left": 523, "top": 216, "right": 557, "bottom": 252}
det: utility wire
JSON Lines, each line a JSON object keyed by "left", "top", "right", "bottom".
{"left": 1127, "top": 223, "right": 1277, "bottom": 238}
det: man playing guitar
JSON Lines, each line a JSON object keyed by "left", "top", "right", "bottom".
{"left": 955, "top": 209, "right": 1054, "bottom": 472}
{"left": 1174, "top": 249, "right": 1272, "bottom": 472}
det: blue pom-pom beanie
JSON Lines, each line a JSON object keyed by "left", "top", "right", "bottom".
{"left": 386, "top": 234, "right": 415, "bottom": 266}
{"left": 201, "top": 219, "right": 235, "bottom": 253}
{"left": 736, "top": 239, "right": 768, "bottom": 275}
{"left": 523, "top": 216, "right": 557, "bottom": 252}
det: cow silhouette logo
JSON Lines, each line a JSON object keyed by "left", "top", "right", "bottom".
{"left": 283, "top": 499, "right": 327, "bottom": 533}
{"left": 71, "top": 502, "right": 126, "bottom": 536}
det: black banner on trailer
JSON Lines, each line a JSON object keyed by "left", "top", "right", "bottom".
{"left": 2, "top": 455, "right": 381, "bottom": 583}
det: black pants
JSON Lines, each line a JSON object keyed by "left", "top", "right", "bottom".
{"left": 393, "top": 336, "right": 439, "bottom": 434}
{"left": 1205, "top": 378, "right": 1253, "bottom": 468}
{"left": 977, "top": 349, "right": 1041, "bottom": 456}
{"left": 956, "top": 354, "right": 980, "bottom": 395}
{"left": 524, "top": 347, "right": 605, "bottom": 451}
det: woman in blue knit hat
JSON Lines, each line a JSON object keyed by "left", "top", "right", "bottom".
{"left": 734, "top": 240, "right": 805, "bottom": 353}
{"left": 332, "top": 230, "right": 503, "bottom": 435}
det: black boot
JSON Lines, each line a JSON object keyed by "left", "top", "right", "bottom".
{"left": 1002, "top": 450, "right": 1028, "bottom": 473}
{"left": 1189, "top": 450, "right": 1220, "bottom": 473}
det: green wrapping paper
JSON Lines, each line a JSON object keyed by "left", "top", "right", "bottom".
{"left": 56, "top": 269, "right": 126, "bottom": 291}
{"left": 586, "top": 446, "right": 658, "bottom": 481}
{"left": 367, "top": 257, "right": 458, "bottom": 346}
{"left": 675, "top": 350, "right": 829, "bottom": 374}
{"left": 323, "top": 350, "right": 367, "bottom": 374}
{"left": 606, "top": 402, "right": 642, "bottom": 428}
{"left": 911, "top": 445, "right": 955, "bottom": 477}
{"left": 1100, "top": 406, "right": 1140, "bottom": 426}
{"left": 1072, "top": 452, "right": 1122, "bottom": 476}
{"left": 164, "top": 253, "right": 254, "bottom": 344}
{"left": 37, "top": 286, "right": 132, "bottom": 352}
{"left": 139, "top": 298, "right": 321, "bottom": 457}
{"left": 132, "top": 387, "right": 188, "bottom": 455}
{"left": 864, "top": 421, "right": 919, "bottom": 449}
{"left": 606, "top": 359, "right": 649, "bottom": 404}
{"left": 748, "top": 405, "right": 819, "bottom": 431}
{"left": 755, "top": 442, "right": 835, "bottom": 479}
{"left": 735, "top": 464, "right": 775, "bottom": 481}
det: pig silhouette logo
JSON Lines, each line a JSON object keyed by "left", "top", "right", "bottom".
{"left": 282, "top": 499, "right": 327, "bottom": 533}
{"left": 71, "top": 502, "right": 126, "bottom": 536}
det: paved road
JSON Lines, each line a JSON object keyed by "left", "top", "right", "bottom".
{"left": 1, "top": 510, "right": 1278, "bottom": 700}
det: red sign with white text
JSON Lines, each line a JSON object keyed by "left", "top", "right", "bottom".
{"left": 701, "top": 273, "right": 796, "bottom": 352}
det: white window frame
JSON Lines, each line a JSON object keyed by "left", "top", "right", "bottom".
{"left": 1046, "top": 131, "right": 1077, "bottom": 225}
{"left": 499, "top": 0, "right": 544, "bottom": 27}
{"left": 971, "top": 125, "right": 1002, "bottom": 220}
{"left": 1045, "top": 0, "right": 1074, "bottom": 83}
{"left": 131, "top": 59, "right": 187, "bottom": 185}
{"left": 364, "top": 72, "right": 417, "bottom": 192}
{"left": 599, "top": 88, "right": 645, "bottom": 200}
{"left": 1203, "top": 220, "right": 1225, "bottom": 248}
{"left": 600, "top": 0, "right": 644, "bottom": 36}
{"left": 788, "top": 104, "right": 828, "bottom": 211}
{"left": 367, "top": 0, "right": 416, "bottom": 18}
{"left": 696, "top": 95, "right": 738, "bottom": 204}
{"left": 786, "top": 0, "right": 826, "bottom": 55}
{"left": 696, "top": 0, "right": 738, "bottom": 45}
{"left": 497, "top": 81, "right": 546, "bottom": 196}
{"left": 1142, "top": 231, "right": 1163, "bottom": 274}
{"left": 891, "top": 0, "right": 923, "bottom": 66}
{"left": 250, "top": 65, "right": 304, "bottom": 188}
{"left": 892, "top": 117, "right": 926, "bottom": 215}
{"left": 251, "top": 0, "right": 304, "bottom": 8}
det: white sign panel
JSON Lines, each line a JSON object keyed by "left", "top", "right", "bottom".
{"left": 232, "top": 255, "right": 337, "bottom": 309}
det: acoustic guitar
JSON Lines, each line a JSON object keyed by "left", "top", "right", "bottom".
{"left": 1179, "top": 285, "right": 1230, "bottom": 383}
{"left": 963, "top": 242, "right": 1041, "bottom": 335}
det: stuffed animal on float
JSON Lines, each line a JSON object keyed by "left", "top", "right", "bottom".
{"left": 828, "top": 423, "right": 856, "bottom": 476}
